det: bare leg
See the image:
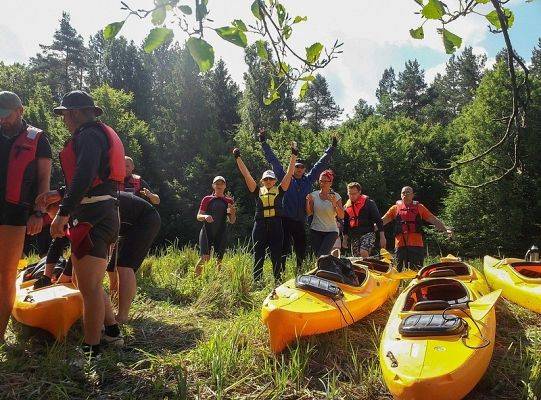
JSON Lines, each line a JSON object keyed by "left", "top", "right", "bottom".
{"left": 195, "top": 255, "right": 210, "bottom": 276}
{"left": 73, "top": 255, "right": 108, "bottom": 345}
{"left": 0, "top": 226, "right": 26, "bottom": 341}
{"left": 116, "top": 267, "right": 137, "bottom": 323}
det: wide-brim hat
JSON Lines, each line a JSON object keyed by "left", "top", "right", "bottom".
{"left": 261, "top": 170, "right": 277, "bottom": 180}
{"left": 53, "top": 90, "right": 103, "bottom": 116}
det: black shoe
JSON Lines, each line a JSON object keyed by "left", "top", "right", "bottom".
{"left": 33, "top": 275, "right": 52, "bottom": 289}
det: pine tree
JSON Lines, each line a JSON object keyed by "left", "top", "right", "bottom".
{"left": 30, "top": 12, "right": 87, "bottom": 99}
{"left": 531, "top": 38, "right": 541, "bottom": 78}
{"left": 298, "top": 74, "right": 343, "bottom": 133}
{"left": 393, "top": 60, "right": 427, "bottom": 120}
{"left": 352, "top": 98, "right": 374, "bottom": 121}
{"left": 206, "top": 59, "right": 241, "bottom": 139}
{"left": 375, "top": 67, "right": 396, "bottom": 118}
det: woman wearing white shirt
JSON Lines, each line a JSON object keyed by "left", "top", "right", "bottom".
{"left": 306, "top": 170, "right": 344, "bottom": 257}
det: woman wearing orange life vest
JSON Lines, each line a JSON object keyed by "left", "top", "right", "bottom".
{"left": 37, "top": 91, "right": 125, "bottom": 358}
{"left": 342, "top": 182, "right": 386, "bottom": 258}
{"left": 382, "top": 186, "right": 452, "bottom": 271}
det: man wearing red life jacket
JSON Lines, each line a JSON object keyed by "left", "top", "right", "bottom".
{"left": 382, "top": 186, "right": 452, "bottom": 271}
{"left": 0, "top": 91, "right": 52, "bottom": 343}
{"left": 122, "top": 156, "right": 160, "bottom": 205}
{"left": 342, "top": 182, "right": 386, "bottom": 257}
{"left": 37, "top": 91, "right": 125, "bottom": 357}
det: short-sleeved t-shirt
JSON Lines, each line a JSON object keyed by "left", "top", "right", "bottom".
{"left": 383, "top": 202, "right": 435, "bottom": 248}
{"left": 199, "top": 194, "right": 233, "bottom": 236}
{"left": 309, "top": 190, "right": 342, "bottom": 233}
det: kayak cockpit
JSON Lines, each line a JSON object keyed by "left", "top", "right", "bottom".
{"left": 403, "top": 278, "right": 469, "bottom": 312}
{"left": 418, "top": 262, "right": 472, "bottom": 279}
{"left": 351, "top": 258, "right": 392, "bottom": 274}
{"left": 510, "top": 262, "right": 541, "bottom": 279}
{"left": 313, "top": 265, "right": 368, "bottom": 287}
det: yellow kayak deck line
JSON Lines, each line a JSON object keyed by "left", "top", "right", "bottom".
{"left": 262, "top": 257, "right": 400, "bottom": 354}
{"left": 380, "top": 259, "right": 501, "bottom": 400}
{"left": 12, "top": 274, "right": 83, "bottom": 340}
{"left": 484, "top": 255, "right": 541, "bottom": 314}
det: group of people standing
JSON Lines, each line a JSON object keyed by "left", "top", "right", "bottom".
{"left": 196, "top": 129, "right": 453, "bottom": 283}
{"left": 0, "top": 90, "right": 160, "bottom": 358}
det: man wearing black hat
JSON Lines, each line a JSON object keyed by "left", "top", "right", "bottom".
{"left": 259, "top": 129, "right": 337, "bottom": 274}
{"left": 36, "top": 90, "right": 125, "bottom": 356}
{"left": 0, "top": 91, "right": 52, "bottom": 342}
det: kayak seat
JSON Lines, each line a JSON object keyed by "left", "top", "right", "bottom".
{"left": 315, "top": 270, "right": 344, "bottom": 283}
{"left": 511, "top": 262, "right": 541, "bottom": 279}
{"left": 399, "top": 314, "right": 467, "bottom": 337}
{"left": 427, "top": 268, "right": 457, "bottom": 278}
{"left": 358, "top": 259, "right": 391, "bottom": 274}
{"left": 419, "top": 262, "right": 471, "bottom": 278}
{"left": 412, "top": 300, "right": 452, "bottom": 311}
{"left": 403, "top": 279, "right": 470, "bottom": 312}
{"left": 295, "top": 275, "right": 344, "bottom": 300}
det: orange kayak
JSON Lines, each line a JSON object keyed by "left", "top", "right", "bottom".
{"left": 12, "top": 274, "right": 83, "bottom": 339}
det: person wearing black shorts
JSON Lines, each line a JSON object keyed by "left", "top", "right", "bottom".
{"left": 0, "top": 91, "right": 52, "bottom": 342}
{"left": 37, "top": 90, "right": 126, "bottom": 357}
{"left": 106, "top": 192, "right": 161, "bottom": 323}
{"left": 195, "top": 176, "right": 236, "bottom": 276}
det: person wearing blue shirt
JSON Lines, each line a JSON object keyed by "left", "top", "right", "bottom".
{"left": 259, "top": 129, "right": 337, "bottom": 274}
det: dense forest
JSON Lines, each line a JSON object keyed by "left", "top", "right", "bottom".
{"left": 2, "top": 12, "right": 540, "bottom": 257}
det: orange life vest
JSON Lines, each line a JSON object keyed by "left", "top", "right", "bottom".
{"left": 395, "top": 200, "right": 422, "bottom": 236}
{"left": 344, "top": 195, "right": 369, "bottom": 229}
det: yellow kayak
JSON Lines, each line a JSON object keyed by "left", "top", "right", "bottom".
{"left": 12, "top": 274, "right": 83, "bottom": 339}
{"left": 483, "top": 255, "right": 541, "bottom": 313}
{"left": 380, "top": 259, "right": 501, "bottom": 400}
{"left": 262, "top": 255, "right": 401, "bottom": 353}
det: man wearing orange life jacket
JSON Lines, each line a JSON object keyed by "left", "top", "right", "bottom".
{"left": 342, "top": 182, "right": 386, "bottom": 258}
{"left": 382, "top": 186, "right": 452, "bottom": 271}
{"left": 36, "top": 91, "right": 125, "bottom": 358}
{"left": 0, "top": 91, "right": 52, "bottom": 343}
{"left": 122, "top": 156, "right": 160, "bottom": 205}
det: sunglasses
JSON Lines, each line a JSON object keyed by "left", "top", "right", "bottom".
{"left": 262, "top": 177, "right": 275, "bottom": 181}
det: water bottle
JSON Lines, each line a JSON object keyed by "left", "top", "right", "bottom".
{"left": 525, "top": 245, "right": 539, "bottom": 262}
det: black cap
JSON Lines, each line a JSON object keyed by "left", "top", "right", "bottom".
{"left": 53, "top": 90, "right": 103, "bottom": 116}
{"left": 295, "top": 158, "right": 306, "bottom": 167}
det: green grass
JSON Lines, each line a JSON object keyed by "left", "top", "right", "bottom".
{"left": 1, "top": 247, "right": 540, "bottom": 399}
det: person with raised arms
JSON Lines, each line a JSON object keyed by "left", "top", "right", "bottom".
{"left": 233, "top": 143, "right": 297, "bottom": 284}
{"left": 195, "top": 176, "right": 236, "bottom": 276}
{"left": 0, "top": 91, "right": 52, "bottom": 343}
{"left": 259, "top": 129, "right": 337, "bottom": 274}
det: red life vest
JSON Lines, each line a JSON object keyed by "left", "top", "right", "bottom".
{"left": 121, "top": 174, "right": 142, "bottom": 193}
{"left": 59, "top": 122, "right": 125, "bottom": 188}
{"left": 345, "top": 195, "right": 369, "bottom": 229}
{"left": 5, "top": 125, "right": 43, "bottom": 206}
{"left": 395, "top": 200, "right": 422, "bottom": 235}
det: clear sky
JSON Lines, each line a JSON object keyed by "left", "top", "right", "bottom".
{"left": 1, "top": 0, "right": 540, "bottom": 116}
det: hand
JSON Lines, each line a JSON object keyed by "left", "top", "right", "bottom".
{"left": 204, "top": 215, "right": 214, "bottom": 223}
{"left": 291, "top": 141, "right": 298, "bottom": 156}
{"left": 328, "top": 193, "right": 338, "bottom": 206}
{"left": 331, "top": 134, "right": 338, "bottom": 148}
{"left": 50, "top": 215, "right": 69, "bottom": 238}
{"left": 227, "top": 203, "right": 236, "bottom": 215}
{"left": 140, "top": 187, "right": 151, "bottom": 197}
{"left": 26, "top": 214, "right": 43, "bottom": 236}
{"left": 232, "top": 148, "right": 241, "bottom": 159}
{"left": 258, "top": 128, "right": 266, "bottom": 142}
{"left": 35, "top": 190, "right": 61, "bottom": 210}
{"left": 445, "top": 228, "right": 453, "bottom": 238}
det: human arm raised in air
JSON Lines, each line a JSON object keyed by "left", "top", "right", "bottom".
{"left": 305, "top": 134, "right": 338, "bottom": 183}
{"left": 233, "top": 148, "right": 257, "bottom": 193}
{"left": 279, "top": 142, "right": 298, "bottom": 191}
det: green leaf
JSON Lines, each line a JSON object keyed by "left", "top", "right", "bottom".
{"left": 486, "top": 8, "right": 514, "bottom": 29}
{"left": 299, "top": 81, "right": 310, "bottom": 100}
{"left": 409, "top": 26, "right": 424, "bottom": 39}
{"left": 439, "top": 28, "right": 462, "bottom": 54}
{"left": 232, "top": 19, "right": 247, "bottom": 31}
{"left": 276, "top": 3, "right": 286, "bottom": 26}
{"left": 293, "top": 16, "right": 307, "bottom": 24}
{"left": 422, "top": 0, "right": 445, "bottom": 19}
{"left": 215, "top": 26, "right": 248, "bottom": 48}
{"left": 264, "top": 90, "right": 280, "bottom": 105}
{"left": 283, "top": 25, "right": 292, "bottom": 39}
{"left": 103, "top": 21, "right": 125, "bottom": 40}
{"left": 299, "top": 75, "right": 315, "bottom": 82}
{"left": 251, "top": 0, "right": 263, "bottom": 20}
{"left": 186, "top": 37, "right": 215, "bottom": 72}
{"left": 143, "top": 27, "right": 174, "bottom": 53}
{"left": 414, "top": 0, "right": 424, "bottom": 5}
{"left": 151, "top": 7, "right": 167, "bottom": 25}
{"left": 474, "top": 0, "right": 490, "bottom": 3}
{"left": 256, "top": 40, "right": 268, "bottom": 60}
{"left": 179, "top": 5, "right": 192, "bottom": 14}
{"left": 278, "top": 62, "right": 289, "bottom": 77}
{"left": 305, "top": 42, "right": 323, "bottom": 64}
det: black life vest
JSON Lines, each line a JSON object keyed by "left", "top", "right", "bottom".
{"left": 344, "top": 195, "right": 372, "bottom": 230}
{"left": 5, "top": 125, "right": 43, "bottom": 206}
{"left": 394, "top": 200, "right": 422, "bottom": 236}
{"left": 120, "top": 174, "right": 142, "bottom": 193}
{"left": 59, "top": 122, "right": 125, "bottom": 188}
